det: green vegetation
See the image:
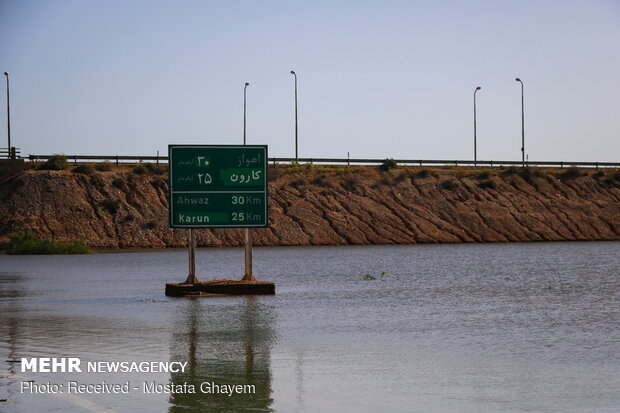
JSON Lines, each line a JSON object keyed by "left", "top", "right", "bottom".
{"left": 288, "top": 162, "right": 316, "bottom": 177}
{"left": 6, "top": 231, "right": 93, "bottom": 255}
{"left": 39, "top": 154, "right": 69, "bottom": 170}
{"left": 361, "top": 271, "right": 388, "bottom": 281}
{"left": 379, "top": 158, "right": 397, "bottom": 171}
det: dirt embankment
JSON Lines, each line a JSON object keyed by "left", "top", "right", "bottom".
{"left": 1, "top": 165, "right": 619, "bottom": 248}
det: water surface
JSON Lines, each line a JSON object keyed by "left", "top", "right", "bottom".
{"left": 1, "top": 242, "right": 619, "bottom": 412}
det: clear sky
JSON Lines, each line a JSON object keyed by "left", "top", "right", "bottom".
{"left": 1, "top": 0, "right": 619, "bottom": 161}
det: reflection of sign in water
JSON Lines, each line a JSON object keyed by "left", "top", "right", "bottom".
{"left": 168, "top": 298, "right": 275, "bottom": 412}
{"left": 168, "top": 145, "right": 268, "bottom": 228}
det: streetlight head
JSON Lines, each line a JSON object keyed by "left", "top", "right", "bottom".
{"left": 515, "top": 77, "right": 521, "bottom": 82}
{"left": 290, "top": 70, "right": 295, "bottom": 75}
{"left": 476, "top": 86, "right": 481, "bottom": 90}
{"left": 245, "top": 82, "right": 249, "bottom": 86}
{"left": 3, "top": 72, "right": 7, "bottom": 76}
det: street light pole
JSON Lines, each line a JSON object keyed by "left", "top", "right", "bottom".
{"left": 290, "top": 70, "right": 298, "bottom": 163}
{"left": 3, "top": 72, "right": 10, "bottom": 159}
{"left": 242, "top": 81, "right": 255, "bottom": 281}
{"left": 243, "top": 82, "right": 249, "bottom": 145}
{"left": 474, "top": 86, "right": 481, "bottom": 166}
{"left": 515, "top": 77, "right": 525, "bottom": 167}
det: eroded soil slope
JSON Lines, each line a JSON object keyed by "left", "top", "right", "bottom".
{"left": 1, "top": 166, "right": 619, "bottom": 248}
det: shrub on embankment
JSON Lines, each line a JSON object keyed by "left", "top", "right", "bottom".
{"left": 39, "top": 154, "right": 69, "bottom": 171}
{"left": 6, "top": 231, "right": 93, "bottom": 255}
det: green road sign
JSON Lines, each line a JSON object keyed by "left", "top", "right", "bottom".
{"left": 168, "top": 145, "right": 268, "bottom": 228}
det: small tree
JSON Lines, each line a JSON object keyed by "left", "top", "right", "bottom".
{"left": 379, "top": 158, "right": 397, "bottom": 171}
{"left": 40, "top": 154, "right": 68, "bottom": 170}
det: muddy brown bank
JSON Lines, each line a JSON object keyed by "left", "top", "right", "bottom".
{"left": 1, "top": 165, "right": 619, "bottom": 248}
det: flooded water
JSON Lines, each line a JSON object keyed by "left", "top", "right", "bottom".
{"left": 1, "top": 242, "right": 619, "bottom": 412}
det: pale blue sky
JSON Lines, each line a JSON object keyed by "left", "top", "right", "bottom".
{"left": 1, "top": 0, "right": 619, "bottom": 161}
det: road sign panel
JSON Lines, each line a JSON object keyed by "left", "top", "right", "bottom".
{"left": 168, "top": 145, "right": 268, "bottom": 228}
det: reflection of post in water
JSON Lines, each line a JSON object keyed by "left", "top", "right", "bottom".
{"left": 187, "top": 299, "right": 198, "bottom": 382}
{"left": 244, "top": 296, "right": 258, "bottom": 376}
{"left": 295, "top": 350, "right": 306, "bottom": 413}
{"left": 168, "top": 297, "right": 275, "bottom": 413}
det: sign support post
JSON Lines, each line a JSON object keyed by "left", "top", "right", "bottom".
{"left": 186, "top": 229, "right": 198, "bottom": 284}
{"left": 243, "top": 228, "right": 254, "bottom": 281}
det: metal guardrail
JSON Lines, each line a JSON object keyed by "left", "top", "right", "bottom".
{"left": 22, "top": 154, "right": 620, "bottom": 168}
{"left": 269, "top": 158, "right": 620, "bottom": 168}
{"left": 27, "top": 154, "right": 166, "bottom": 165}
{"left": 0, "top": 147, "right": 20, "bottom": 159}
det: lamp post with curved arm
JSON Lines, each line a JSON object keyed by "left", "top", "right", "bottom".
{"left": 290, "top": 70, "right": 298, "bottom": 163}
{"left": 515, "top": 77, "right": 525, "bottom": 167}
{"left": 474, "top": 86, "right": 481, "bottom": 166}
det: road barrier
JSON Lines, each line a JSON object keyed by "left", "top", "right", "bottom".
{"left": 0, "top": 147, "right": 20, "bottom": 159}
{"left": 24, "top": 154, "right": 620, "bottom": 169}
